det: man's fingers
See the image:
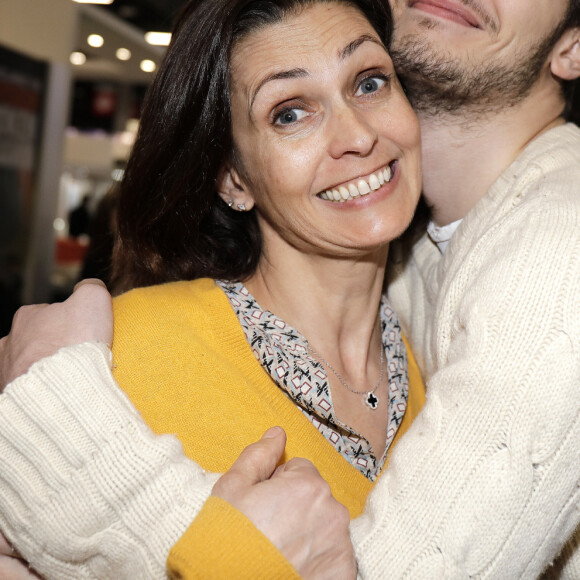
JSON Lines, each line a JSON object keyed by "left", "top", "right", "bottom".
{"left": 0, "top": 532, "right": 14, "bottom": 556}
{"left": 0, "top": 556, "right": 41, "bottom": 579}
{"left": 68, "top": 279, "right": 113, "bottom": 346}
{"left": 275, "top": 456, "right": 320, "bottom": 476}
{"left": 230, "top": 426, "right": 287, "bottom": 483}
{"left": 220, "top": 427, "right": 287, "bottom": 487}
{"left": 71, "top": 279, "right": 111, "bottom": 315}
{"left": 73, "top": 278, "right": 108, "bottom": 292}
{"left": 70, "top": 280, "right": 111, "bottom": 309}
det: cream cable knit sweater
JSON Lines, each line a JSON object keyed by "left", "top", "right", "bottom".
{"left": 0, "top": 124, "right": 579, "bottom": 578}
{"left": 364, "top": 122, "right": 580, "bottom": 578}
{"left": 0, "top": 344, "right": 219, "bottom": 578}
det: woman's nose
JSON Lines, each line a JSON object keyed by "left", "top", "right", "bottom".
{"left": 327, "top": 102, "right": 378, "bottom": 159}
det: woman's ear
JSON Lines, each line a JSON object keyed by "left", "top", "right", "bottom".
{"left": 551, "top": 28, "right": 580, "bottom": 81}
{"left": 216, "top": 162, "right": 255, "bottom": 211}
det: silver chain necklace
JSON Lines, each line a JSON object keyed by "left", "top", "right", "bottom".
{"left": 305, "top": 342, "right": 384, "bottom": 410}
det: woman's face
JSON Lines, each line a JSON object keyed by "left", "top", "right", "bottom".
{"left": 226, "top": 2, "right": 422, "bottom": 257}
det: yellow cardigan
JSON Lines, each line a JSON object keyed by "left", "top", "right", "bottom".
{"left": 112, "top": 278, "right": 425, "bottom": 579}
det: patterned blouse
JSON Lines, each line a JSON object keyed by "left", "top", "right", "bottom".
{"left": 217, "top": 280, "right": 409, "bottom": 482}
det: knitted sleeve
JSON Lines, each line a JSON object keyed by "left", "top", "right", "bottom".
{"left": 0, "top": 343, "right": 299, "bottom": 580}
{"left": 0, "top": 342, "right": 219, "bottom": 579}
{"left": 352, "top": 187, "right": 580, "bottom": 577}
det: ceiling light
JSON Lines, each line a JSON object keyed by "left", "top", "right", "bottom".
{"left": 87, "top": 34, "right": 104, "bottom": 47}
{"left": 145, "top": 32, "right": 172, "bottom": 46}
{"left": 111, "top": 168, "right": 125, "bottom": 182}
{"left": 116, "top": 48, "right": 132, "bottom": 61}
{"left": 140, "top": 59, "right": 157, "bottom": 73}
{"left": 73, "top": 0, "right": 114, "bottom": 4}
{"left": 53, "top": 218, "right": 66, "bottom": 232}
{"left": 70, "top": 52, "right": 87, "bottom": 65}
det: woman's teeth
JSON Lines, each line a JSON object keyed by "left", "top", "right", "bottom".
{"left": 320, "top": 165, "right": 393, "bottom": 202}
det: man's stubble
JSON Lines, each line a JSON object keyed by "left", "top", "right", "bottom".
{"left": 390, "top": 16, "right": 566, "bottom": 119}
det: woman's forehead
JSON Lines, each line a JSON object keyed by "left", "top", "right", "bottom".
{"left": 230, "top": 3, "right": 381, "bottom": 85}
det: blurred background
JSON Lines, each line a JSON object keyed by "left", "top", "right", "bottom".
{"left": 0, "top": 0, "right": 185, "bottom": 335}
{"left": 0, "top": 0, "right": 579, "bottom": 337}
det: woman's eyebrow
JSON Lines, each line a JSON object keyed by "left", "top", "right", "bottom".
{"left": 339, "top": 34, "right": 384, "bottom": 60}
{"left": 250, "top": 68, "right": 309, "bottom": 109}
{"left": 249, "top": 34, "right": 385, "bottom": 111}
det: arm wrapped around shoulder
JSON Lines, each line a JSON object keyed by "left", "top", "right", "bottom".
{"left": 0, "top": 342, "right": 219, "bottom": 580}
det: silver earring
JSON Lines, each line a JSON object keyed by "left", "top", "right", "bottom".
{"left": 237, "top": 204, "right": 247, "bottom": 211}
{"left": 227, "top": 198, "right": 234, "bottom": 208}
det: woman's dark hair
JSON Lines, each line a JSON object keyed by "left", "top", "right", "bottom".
{"left": 112, "top": 0, "right": 393, "bottom": 294}
{"left": 562, "top": 0, "right": 580, "bottom": 119}
{"left": 566, "top": 0, "right": 580, "bottom": 28}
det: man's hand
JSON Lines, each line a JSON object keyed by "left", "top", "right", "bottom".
{"left": 0, "top": 279, "right": 113, "bottom": 390}
{"left": 212, "top": 427, "right": 356, "bottom": 580}
{"left": 0, "top": 532, "right": 40, "bottom": 579}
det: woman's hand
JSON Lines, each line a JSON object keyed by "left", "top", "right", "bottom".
{"left": 213, "top": 427, "right": 357, "bottom": 579}
{"left": 0, "top": 279, "right": 113, "bottom": 390}
{"left": 0, "top": 532, "right": 40, "bottom": 579}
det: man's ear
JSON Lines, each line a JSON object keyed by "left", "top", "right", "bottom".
{"left": 551, "top": 28, "right": 580, "bottom": 81}
{"left": 216, "top": 162, "right": 255, "bottom": 211}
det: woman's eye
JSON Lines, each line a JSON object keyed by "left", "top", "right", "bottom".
{"left": 274, "top": 107, "right": 308, "bottom": 125}
{"left": 355, "top": 76, "right": 387, "bottom": 96}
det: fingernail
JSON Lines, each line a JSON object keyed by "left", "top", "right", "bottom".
{"left": 262, "top": 426, "right": 282, "bottom": 439}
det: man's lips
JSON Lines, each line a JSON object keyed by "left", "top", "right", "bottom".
{"left": 409, "top": 0, "right": 481, "bottom": 28}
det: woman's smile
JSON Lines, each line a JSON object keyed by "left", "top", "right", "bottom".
{"left": 226, "top": 3, "right": 422, "bottom": 254}
{"left": 318, "top": 160, "right": 396, "bottom": 203}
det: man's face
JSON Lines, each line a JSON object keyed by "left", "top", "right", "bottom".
{"left": 389, "top": 0, "right": 571, "bottom": 116}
